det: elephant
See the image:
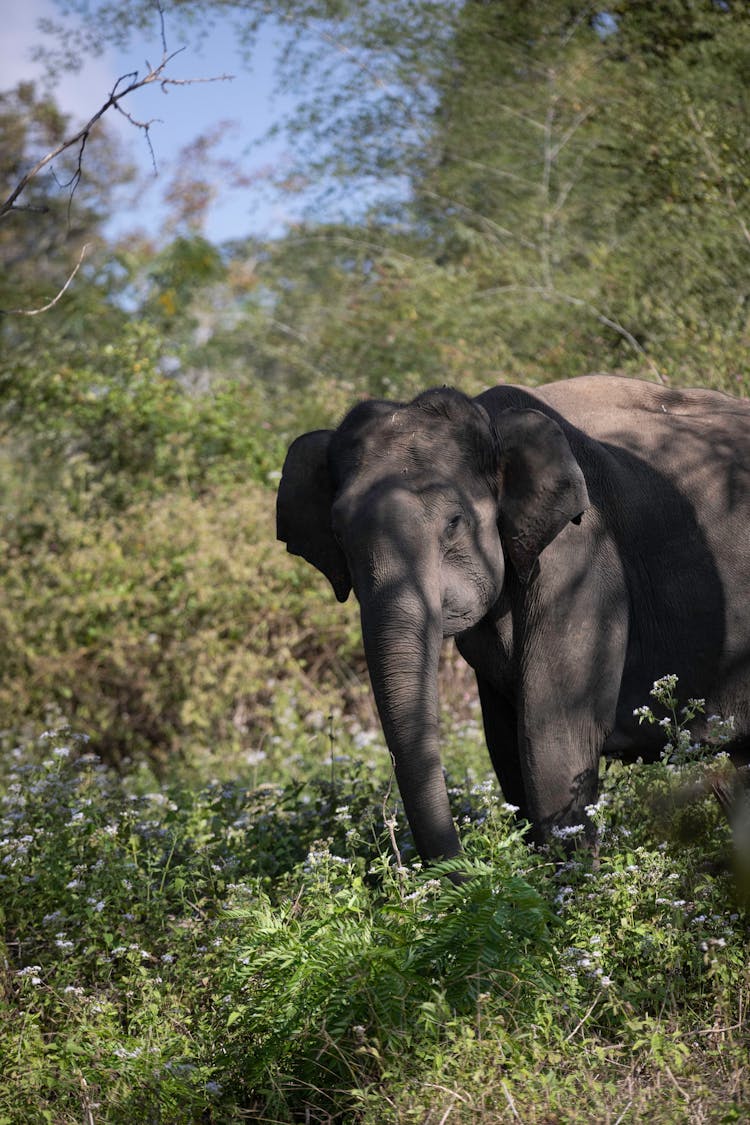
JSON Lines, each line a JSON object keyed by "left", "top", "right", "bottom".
{"left": 276, "top": 375, "right": 750, "bottom": 863}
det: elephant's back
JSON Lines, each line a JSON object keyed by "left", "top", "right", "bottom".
{"left": 522, "top": 373, "right": 747, "bottom": 432}
{"left": 478, "top": 374, "right": 750, "bottom": 463}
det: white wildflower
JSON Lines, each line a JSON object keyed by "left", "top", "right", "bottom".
{"left": 551, "top": 823, "right": 585, "bottom": 839}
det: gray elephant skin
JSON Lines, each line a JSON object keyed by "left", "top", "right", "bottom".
{"left": 276, "top": 375, "right": 750, "bottom": 863}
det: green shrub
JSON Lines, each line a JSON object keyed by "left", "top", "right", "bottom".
{"left": 0, "top": 482, "right": 366, "bottom": 766}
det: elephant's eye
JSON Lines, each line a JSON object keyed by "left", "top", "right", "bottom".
{"left": 444, "top": 513, "right": 462, "bottom": 539}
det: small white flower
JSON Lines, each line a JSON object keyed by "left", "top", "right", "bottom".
{"left": 353, "top": 729, "right": 378, "bottom": 749}
{"left": 551, "top": 823, "right": 585, "bottom": 839}
{"left": 113, "top": 1045, "right": 142, "bottom": 1060}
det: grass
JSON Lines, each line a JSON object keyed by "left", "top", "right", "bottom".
{"left": 0, "top": 695, "right": 748, "bottom": 1123}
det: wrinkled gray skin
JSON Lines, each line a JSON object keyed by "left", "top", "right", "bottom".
{"left": 277, "top": 376, "right": 750, "bottom": 862}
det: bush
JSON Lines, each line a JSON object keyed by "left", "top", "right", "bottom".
{"left": 0, "top": 482, "right": 366, "bottom": 766}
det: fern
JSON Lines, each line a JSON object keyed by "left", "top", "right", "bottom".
{"left": 406, "top": 859, "right": 553, "bottom": 1007}
{"left": 226, "top": 856, "right": 552, "bottom": 1102}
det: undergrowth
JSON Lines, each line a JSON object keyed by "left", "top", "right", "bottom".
{"left": 0, "top": 680, "right": 748, "bottom": 1123}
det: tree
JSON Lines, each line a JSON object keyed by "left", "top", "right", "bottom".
{"left": 44, "top": 0, "right": 750, "bottom": 394}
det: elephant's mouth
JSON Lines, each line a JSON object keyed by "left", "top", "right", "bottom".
{"left": 441, "top": 601, "right": 485, "bottom": 637}
{"left": 441, "top": 570, "right": 502, "bottom": 638}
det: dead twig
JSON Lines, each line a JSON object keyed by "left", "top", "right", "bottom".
{"left": 1, "top": 242, "right": 91, "bottom": 316}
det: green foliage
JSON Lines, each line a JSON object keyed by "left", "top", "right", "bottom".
{"left": 1, "top": 714, "right": 748, "bottom": 1123}
{"left": 1, "top": 320, "right": 282, "bottom": 500}
{"left": 0, "top": 312, "right": 368, "bottom": 762}
{"left": 226, "top": 852, "right": 550, "bottom": 1109}
{"left": 135, "top": 235, "right": 227, "bottom": 331}
{"left": 63, "top": 0, "right": 747, "bottom": 401}
{"left": 0, "top": 478, "right": 365, "bottom": 765}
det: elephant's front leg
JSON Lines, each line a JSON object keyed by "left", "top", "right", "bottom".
{"left": 518, "top": 709, "right": 602, "bottom": 845}
{"left": 516, "top": 625, "right": 625, "bottom": 844}
{"left": 517, "top": 589, "right": 629, "bottom": 846}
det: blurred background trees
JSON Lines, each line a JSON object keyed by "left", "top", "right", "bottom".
{"left": 2, "top": 0, "right": 749, "bottom": 765}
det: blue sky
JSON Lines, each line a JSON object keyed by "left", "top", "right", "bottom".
{"left": 3, "top": 0, "right": 305, "bottom": 243}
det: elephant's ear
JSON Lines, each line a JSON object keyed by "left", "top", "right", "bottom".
{"left": 276, "top": 430, "right": 352, "bottom": 603}
{"left": 494, "top": 408, "right": 590, "bottom": 583}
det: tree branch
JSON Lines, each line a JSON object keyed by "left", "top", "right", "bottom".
{"left": 0, "top": 51, "right": 234, "bottom": 221}
{"left": 0, "top": 242, "right": 91, "bottom": 316}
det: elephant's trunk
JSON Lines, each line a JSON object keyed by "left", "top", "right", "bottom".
{"left": 359, "top": 589, "right": 460, "bottom": 863}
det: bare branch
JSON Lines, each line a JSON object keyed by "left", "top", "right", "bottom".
{"left": 1, "top": 242, "right": 91, "bottom": 316}
{"left": 155, "top": 0, "right": 168, "bottom": 57}
{"left": 549, "top": 105, "right": 595, "bottom": 163}
{"left": 0, "top": 51, "right": 234, "bottom": 221}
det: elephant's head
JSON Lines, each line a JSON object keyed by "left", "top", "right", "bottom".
{"left": 277, "top": 387, "right": 589, "bottom": 862}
